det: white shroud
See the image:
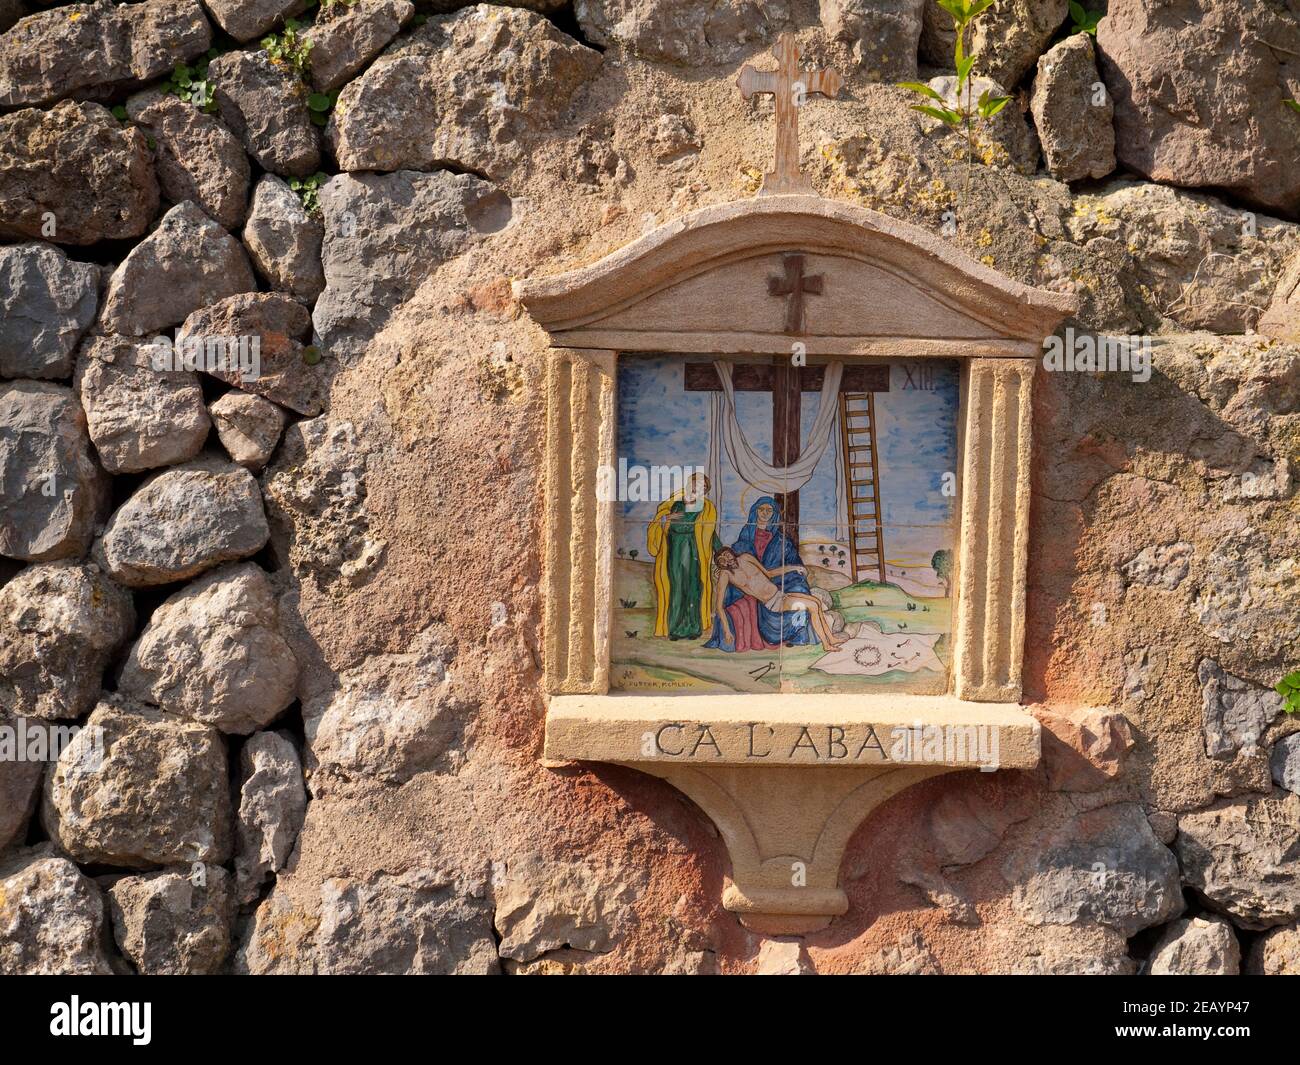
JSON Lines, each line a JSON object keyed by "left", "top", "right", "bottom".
{"left": 711, "top": 359, "right": 844, "bottom": 496}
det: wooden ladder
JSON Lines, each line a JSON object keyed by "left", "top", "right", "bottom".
{"left": 838, "top": 392, "right": 885, "bottom": 584}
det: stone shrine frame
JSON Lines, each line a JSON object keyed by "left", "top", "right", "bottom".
{"left": 515, "top": 194, "right": 1077, "bottom": 934}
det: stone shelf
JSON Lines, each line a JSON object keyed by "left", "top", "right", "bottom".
{"left": 545, "top": 694, "right": 1040, "bottom": 934}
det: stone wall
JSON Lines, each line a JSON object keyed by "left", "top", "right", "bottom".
{"left": 0, "top": 0, "right": 1298, "bottom": 975}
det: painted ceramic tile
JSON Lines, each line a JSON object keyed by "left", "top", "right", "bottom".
{"left": 795, "top": 359, "right": 960, "bottom": 526}
{"left": 776, "top": 524, "right": 952, "bottom": 695}
{"left": 611, "top": 520, "right": 780, "bottom": 694}
{"left": 610, "top": 355, "right": 959, "bottom": 694}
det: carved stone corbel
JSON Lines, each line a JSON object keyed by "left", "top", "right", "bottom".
{"left": 545, "top": 694, "right": 1040, "bottom": 933}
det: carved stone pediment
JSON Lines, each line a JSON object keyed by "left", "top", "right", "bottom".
{"left": 515, "top": 196, "right": 1076, "bottom": 357}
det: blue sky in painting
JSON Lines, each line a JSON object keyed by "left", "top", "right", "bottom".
{"left": 616, "top": 356, "right": 959, "bottom": 549}
{"left": 872, "top": 361, "right": 959, "bottom": 527}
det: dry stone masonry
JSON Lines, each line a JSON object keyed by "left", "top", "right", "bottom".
{"left": 0, "top": 0, "right": 1297, "bottom": 978}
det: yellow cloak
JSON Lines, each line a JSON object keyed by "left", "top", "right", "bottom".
{"left": 646, "top": 493, "right": 718, "bottom": 637}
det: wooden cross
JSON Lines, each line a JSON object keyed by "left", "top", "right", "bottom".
{"left": 684, "top": 361, "right": 889, "bottom": 535}
{"left": 737, "top": 32, "right": 841, "bottom": 197}
{"left": 769, "top": 254, "right": 823, "bottom": 334}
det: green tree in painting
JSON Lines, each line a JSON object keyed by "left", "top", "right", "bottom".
{"left": 932, "top": 549, "right": 953, "bottom": 595}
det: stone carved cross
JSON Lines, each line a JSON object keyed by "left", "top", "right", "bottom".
{"left": 768, "top": 253, "right": 823, "bottom": 334}
{"left": 737, "top": 32, "right": 841, "bottom": 197}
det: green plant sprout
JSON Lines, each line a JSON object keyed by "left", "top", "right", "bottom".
{"left": 1068, "top": 1, "right": 1102, "bottom": 36}
{"left": 288, "top": 172, "right": 329, "bottom": 215}
{"left": 307, "top": 88, "right": 339, "bottom": 127}
{"left": 162, "top": 50, "right": 220, "bottom": 112}
{"left": 259, "top": 11, "right": 347, "bottom": 124}
{"left": 899, "top": 0, "right": 1009, "bottom": 208}
{"left": 1285, "top": 99, "right": 1300, "bottom": 115}
{"left": 262, "top": 18, "right": 313, "bottom": 78}
{"left": 1278, "top": 671, "right": 1300, "bottom": 715}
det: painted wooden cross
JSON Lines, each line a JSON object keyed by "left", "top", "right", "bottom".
{"left": 737, "top": 32, "right": 841, "bottom": 197}
{"left": 684, "top": 360, "right": 889, "bottom": 535}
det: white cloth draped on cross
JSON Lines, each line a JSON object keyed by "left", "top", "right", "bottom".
{"left": 709, "top": 359, "right": 844, "bottom": 497}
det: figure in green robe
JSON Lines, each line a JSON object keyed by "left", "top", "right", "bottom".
{"left": 647, "top": 474, "right": 721, "bottom": 640}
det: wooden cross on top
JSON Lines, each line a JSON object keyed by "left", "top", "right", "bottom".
{"left": 737, "top": 33, "right": 841, "bottom": 197}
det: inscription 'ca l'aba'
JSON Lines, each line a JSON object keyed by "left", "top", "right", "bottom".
{"left": 648, "top": 721, "right": 1002, "bottom": 768}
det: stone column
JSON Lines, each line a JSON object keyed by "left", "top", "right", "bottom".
{"left": 543, "top": 348, "right": 616, "bottom": 694}
{"left": 953, "top": 358, "right": 1035, "bottom": 703}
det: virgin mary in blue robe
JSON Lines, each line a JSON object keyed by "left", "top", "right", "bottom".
{"left": 705, "top": 496, "right": 815, "bottom": 650}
